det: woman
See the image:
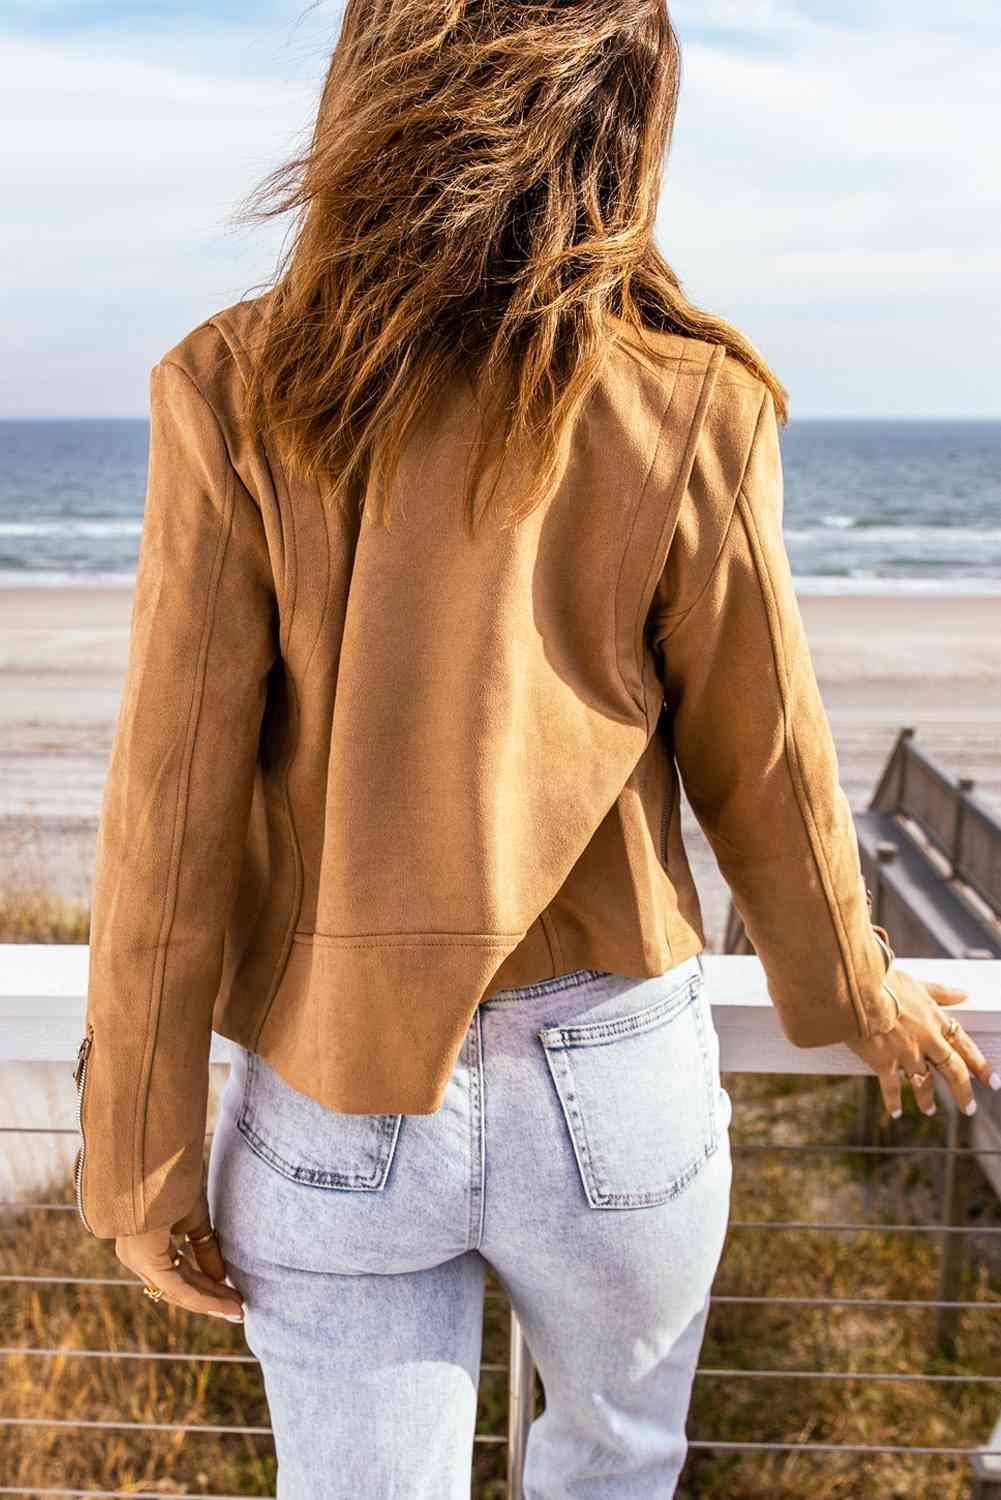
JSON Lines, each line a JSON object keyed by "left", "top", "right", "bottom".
{"left": 73, "top": 1, "right": 996, "bottom": 1495}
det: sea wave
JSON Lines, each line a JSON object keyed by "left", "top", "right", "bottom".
{"left": 784, "top": 525, "right": 1001, "bottom": 544}
{"left": 0, "top": 519, "right": 143, "bottom": 538}
{"left": 3, "top": 569, "right": 1001, "bottom": 596}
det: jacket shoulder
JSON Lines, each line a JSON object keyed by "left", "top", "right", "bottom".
{"left": 154, "top": 292, "right": 272, "bottom": 403}
{"left": 605, "top": 318, "right": 720, "bottom": 387}
{"left": 695, "top": 351, "right": 773, "bottom": 507}
{"left": 605, "top": 323, "right": 769, "bottom": 449}
{"left": 151, "top": 295, "right": 277, "bottom": 480}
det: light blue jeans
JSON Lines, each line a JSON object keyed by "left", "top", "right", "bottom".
{"left": 207, "top": 954, "right": 733, "bottom": 1499}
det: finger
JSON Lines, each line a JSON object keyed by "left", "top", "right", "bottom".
{"left": 924, "top": 981, "right": 970, "bottom": 1006}
{"left": 929, "top": 1046, "right": 975, "bottom": 1116}
{"left": 180, "top": 1226, "right": 228, "bottom": 1284}
{"left": 130, "top": 1239, "right": 245, "bottom": 1316}
{"left": 172, "top": 1187, "right": 214, "bottom": 1244}
{"left": 134, "top": 1260, "right": 245, "bottom": 1322}
{"left": 171, "top": 1186, "right": 231, "bottom": 1284}
{"left": 940, "top": 1018, "right": 1001, "bottom": 1093}
{"left": 905, "top": 1063, "right": 938, "bottom": 1117}
{"left": 879, "top": 1063, "right": 903, "bottom": 1120}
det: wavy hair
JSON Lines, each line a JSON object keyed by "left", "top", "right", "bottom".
{"left": 235, "top": 0, "right": 789, "bottom": 534}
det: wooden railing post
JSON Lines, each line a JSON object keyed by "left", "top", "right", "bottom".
{"left": 896, "top": 725, "right": 916, "bottom": 812}
{"left": 952, "top": 777, "right": 976, "bottom": 880}
{"left": 869, "top": 724, "right": 915, "bottom": 812}
{"left": 934, "top": 1096, "right": 974, "bottom": 1358}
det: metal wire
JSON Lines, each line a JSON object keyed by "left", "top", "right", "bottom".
{"left": 710, "top": 1293, "right": 1001, "bottom": 1309}
{"left": 686, "top": 1440, "right": 1001, "bottom": 1455}
{"left": 0, "top": 1491, "right": 275, "bottom": 1499}
{"left": 2, "top": 1272, "right": 999, "bottom": 1313}
{"left": 0, "top": 1416, "right": 272, "bottom": 1435}
{"left": 696, "top": 1367, "right": 1001, "bottom": 1384}
{"left": 0, "top": 1417, "right": 505, "bottom": 1444}
{"left": 9, "top": 1132, "right": 1001, "bottom": 1154}
{"left": 730, "top": 1141, "right": 1001, "bottom": 1155}
{"left": 0, "top": 1275, "right": 503, "bottom": 1294}
{"left": 0, "top": 1276, "right": 142, "bottom": 1287}
{"left": 0, "top": 1347, "right": 257, "bottom": 1363}
{"left": 729, "top": 1219, "right": 1001, "bottom": 1234}
{"left": 9, "top": 1125, "right": 1001, "bottom": 1154}
{"left": 0, "top": 1346, "right": 507, "bottom": 1373}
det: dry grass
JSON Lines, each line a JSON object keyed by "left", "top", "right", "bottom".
{"left": 680, "top": 1072, "right": 1001, "bottom": 1499}
{"left": 0, "top": 1176, "right": 513, "bottom": 1497}
{"left": 0, "top": 819, "right": 90, "bottom": 944}
{"left": 3, "top": 872, "right": 1000, "bottom": 1497}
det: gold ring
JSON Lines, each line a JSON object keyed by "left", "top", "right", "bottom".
{"left": 142, "top": 1249, "right": 183, "bottom": 1300}
{"left": 906, "top": 1069, "right": 931, "bottom": 1086}
{"left": 942, "top": 1015, "right": 960, "bottom": 1042}
{"left": 185, "top": 1227, "right": 218, "bottom": 1247}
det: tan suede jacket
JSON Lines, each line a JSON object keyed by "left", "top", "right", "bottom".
{"left": 73, "top": 293, "right": 898, "bottom": 1238}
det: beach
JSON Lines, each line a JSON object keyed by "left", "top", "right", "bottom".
{"left": 1, "top": 585, "right": 999, "bottom": 947}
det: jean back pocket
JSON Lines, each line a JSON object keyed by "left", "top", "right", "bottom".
{"left": 538, "top": 972, "right": 719, "bottom": 1209}
{"left": 236, "top": 1049, "right": 403, "bottom": 1191}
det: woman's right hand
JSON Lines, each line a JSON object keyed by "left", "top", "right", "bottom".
{"left": 845, "top": 966, "right": 1001, "bottom": 1119}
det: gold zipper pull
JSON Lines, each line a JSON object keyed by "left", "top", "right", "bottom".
{"left": 73, "top": 1032, "right": 92, "bottom": 1088}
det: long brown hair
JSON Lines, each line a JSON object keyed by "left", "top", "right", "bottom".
{"left": 235, "top": 0, "right": 789, "bottom": 534}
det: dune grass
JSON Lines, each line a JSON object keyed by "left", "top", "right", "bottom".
{"left": 2, "top": 871, "right": 999, "bottom": 1497}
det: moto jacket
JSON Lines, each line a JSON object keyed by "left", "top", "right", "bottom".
{"left": 74, "top": 293, "right": 898, "bottom": 1238}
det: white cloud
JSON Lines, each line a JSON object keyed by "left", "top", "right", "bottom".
{"left": 661, "top": 5, "right": 1000, "bottom": 414}
{"left": 1, "top": 2, "right": 998, "bottom": 416}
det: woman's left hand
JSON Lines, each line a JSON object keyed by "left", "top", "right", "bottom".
{"left": 114, "top": 1185, "right": 245, "bottom": 1323}
{"left": 845, "top": 967, "right": 997, "bottom": 1119}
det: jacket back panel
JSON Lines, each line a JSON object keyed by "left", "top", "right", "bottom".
{"left": 207, "top": 299, "right": 725, "bottom": 1109}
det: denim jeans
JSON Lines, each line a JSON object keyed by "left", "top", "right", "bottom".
{"left": 207, "top": 953, "right": 733, "bottom": 1499}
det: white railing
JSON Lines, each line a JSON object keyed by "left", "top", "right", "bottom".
{"left": 3, "top": 946, "right": 1001, "bottom": 1499}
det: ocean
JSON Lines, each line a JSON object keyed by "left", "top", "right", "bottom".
{"left": 0, "top": 417, "right": 998, "bottom": 593}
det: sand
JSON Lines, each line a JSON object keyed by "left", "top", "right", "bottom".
{"left": 1, "top": 586, "right": 999, "bottom": 946}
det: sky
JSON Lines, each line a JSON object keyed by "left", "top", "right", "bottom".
{"left": 1, "top": 1, "right": 998, "bottom": 419}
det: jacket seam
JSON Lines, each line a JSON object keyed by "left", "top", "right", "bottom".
{"left": 204, "top": 314, "right": 299, "bottom": 653}
{"left": 539, "top": 908, "right": 565, "bottom": 974}
{"left": 736, "top": 485, "right": 869, "bottom": 1041}
{"left": 293, "top": 930, "right": 526, "bottom": 949}
{"left": 611, "top": 353, "right": 683, "bottom": 718}
{"left": 631, "top": 344, "right": 728, "bottom": 736}
{"left": 649, "top": 382, "right": 769, "bottom": 648}
{"left": 213, "top": 310, "right": 300, "bottom": 615}
{"left": 159, "top": 356, "right": 263, "bottom": 521}
{"left": 209, "top": 313, "right": 308, "bottom": 1053}
{"left": 131, "top": 372, "right": 236, "bottom": 1231}
{"left": 254, "top": 658, "right": 306, "bottom": 1048}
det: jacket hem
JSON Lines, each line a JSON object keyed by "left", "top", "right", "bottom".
{"left": 292, "top": 928, "right": 526, "bottom": 949}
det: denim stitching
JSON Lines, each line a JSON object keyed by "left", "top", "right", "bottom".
{"left": 538, "top": 975, "right": 699, "bottom": 1048}
{"left": 468, "top": 1008, "right": 487, "bottom": 1251}
{"left": 484, "top": 967, "right": 611, "bottom": 1003}
{"left": 236, "top": 1049, "right": 402, "bottom": 1190}
{"left": 540, "top": 1045, "right": 602, "bottom": 1206}
{"left": 691, "top": 984, "right": 719, "bottom": 1157}
{"left": 538, "top": 975, "right": 716, "bottom": 1208}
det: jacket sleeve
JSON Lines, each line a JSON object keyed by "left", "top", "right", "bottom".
{"left": 77, "top": 355, "right": 279, "bottom": 1238}
{"left": 650, "top": 380, "right": 898, "bottom": 1048}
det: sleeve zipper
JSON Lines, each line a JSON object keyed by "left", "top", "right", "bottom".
{"left": 72, "top": 1023, "right": 97, "bottom": 1237}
